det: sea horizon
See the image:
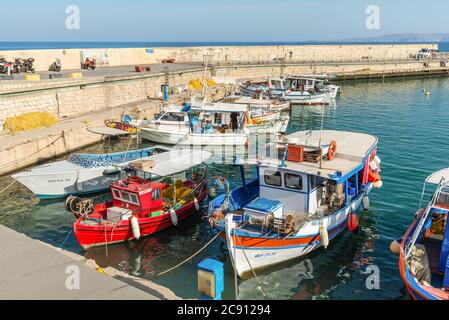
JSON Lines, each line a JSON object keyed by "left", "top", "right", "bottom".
{"left": 0, "top": 41, "right": 445, "bottom": 51}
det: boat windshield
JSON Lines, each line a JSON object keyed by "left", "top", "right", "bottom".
{"left": 155, "top": 112, "right": 185, "bottom": 122}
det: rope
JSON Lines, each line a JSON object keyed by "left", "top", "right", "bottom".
{"left": 156, "top": 231, "right": 222, "bottom": 277}
{"left": 59, "top": 228, "right": 73, "bottom": 249}
{"left": 0, "top": 180, "right": 16, "bottom": 195}
{"left": 235, "top": 233, "right": 270, "bottom": 299}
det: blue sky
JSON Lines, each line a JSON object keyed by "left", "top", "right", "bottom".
{"left": 1, "top": 0, "right": 448, "bottom": 42}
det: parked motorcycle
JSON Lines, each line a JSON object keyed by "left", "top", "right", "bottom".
{"left": 0, "top": 58, "right": 15, "bottom": 74}
{"left": 23, "top": 58, "right": 35, "bottom": 73}
{"left": 49, "top": 58, "right": 62, "bottom": 72}
{"left": 13, "top": 58, "right": 25, "bottom": 73}
{"left": 81, "top": 58, "right": 96, "bottom": 70}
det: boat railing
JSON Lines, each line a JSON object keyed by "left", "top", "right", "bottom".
{"left": 405, "top": 178, "right": 449, "bottom": 259}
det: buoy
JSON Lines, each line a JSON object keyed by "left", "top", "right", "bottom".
{"left": 130, "top": 216, "right": 141, "bottom": 240}
{"left": 390, "top": 239, "right": 401, "bottom": 255}
{"left": 363, "top": 196, "right": 370, "bottom": 211}
{"left": 170, "top": 208, "right": 178, "bottom": 226}
{"left": 425, "top": 91, "right": 431, "bottom": 96}
{"left": 374, "top": 180, "right": 383, "bottom": 189}
{"left": 319, "top": 222, "right": 329, "bottom": 249}
{"left": 194, "top": 197, "right": 200, "bottom": 211}
{"left": 347, "top": 211, "right": 360, "bottom": 233}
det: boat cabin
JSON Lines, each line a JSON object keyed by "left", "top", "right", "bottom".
{"left": 108, "top": 177, "right": 167, "bottom": 219}
{"left": 222, "top": 130, "right": 382, "bottom": 229}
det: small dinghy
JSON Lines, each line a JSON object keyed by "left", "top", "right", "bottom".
{"left": 67, "top": 149, "right": 212, "bottom": 249}
{"left": 397, "top": 168, "right": 449, "bottom": 300}
{"left": 208, "top": 130, "right": 382, "bottom": 278}
{"left": 12, "top": 146, "right": 170, "bottom": 199}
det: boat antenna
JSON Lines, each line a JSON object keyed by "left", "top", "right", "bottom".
{"left": 202, "top": 53, "right": 209, "bottom": 100}
{"left": 318, "top": 102, "right": 325, "bottom": 169}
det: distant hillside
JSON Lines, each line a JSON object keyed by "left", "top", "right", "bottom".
{"left": 344, "top": 33, "right": 449, "bottom": 43}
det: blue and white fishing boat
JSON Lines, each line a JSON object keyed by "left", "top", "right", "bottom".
{"left": 397, "top": 168, "right": 449, "bottom": 300}
{"left": 208, "top": 130, "right": 382, "bottom": 278}
{"left": 12, "top": 146, "right": 170, "bottom": 199}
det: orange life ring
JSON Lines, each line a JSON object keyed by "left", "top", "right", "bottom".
{"left": 327, "top": 141, "right": 337, "bottom": 160}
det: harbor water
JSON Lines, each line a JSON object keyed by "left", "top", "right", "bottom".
{"left": 1, "top": 75, "right": 449, "bottom": 299}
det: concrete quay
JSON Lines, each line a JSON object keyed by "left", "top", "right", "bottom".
{"left": 0, "top": 224, "right": 180, "bottom": 300}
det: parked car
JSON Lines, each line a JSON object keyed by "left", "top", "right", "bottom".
{"left": 417, "top": 48, "right": 439, "bottom": 60}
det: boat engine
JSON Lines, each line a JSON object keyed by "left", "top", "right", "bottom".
{"left": 65, "top": 195, "right": 94, "bottom": 219}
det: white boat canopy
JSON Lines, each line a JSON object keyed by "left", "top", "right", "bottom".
{"left": 255, "top": 130, "right": 378, "bottom": 181}
{"left": 139, "top": 149, "right": 212, "bottom": 176}
{"left": 426, "top": 168, "right": 449, "bottom": 185}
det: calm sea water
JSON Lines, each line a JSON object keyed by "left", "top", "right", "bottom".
{"left": 1, "top": 75, "right": 449, "bottom": 299}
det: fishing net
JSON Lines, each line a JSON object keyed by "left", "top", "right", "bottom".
{"left": 188, "top": 79, "right": 217, "bottom": 90}
{"left": 3, "top": 112, "right": 58, "bottom": 135}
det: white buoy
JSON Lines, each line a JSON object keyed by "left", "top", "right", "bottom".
{"left": 363, "top": 196, "right": 370, "bottom": 211}
{"left": 320, "top": 222, "right": 329, "bottom": 249}
{"left": 170, "top": 208, "right": 178, "bottom": 226}
{"left": 390, "top": 240, "right": 401, "bottom": 255}
{"left": 194, "top": 197, "right": 200, "bottom": 211}
{"left": 425, "top": 91, "right": 431, "bottom": 96}
{"left": 130, "top": 216, "right": 141, "bottom": 240}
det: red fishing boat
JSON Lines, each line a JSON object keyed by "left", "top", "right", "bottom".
{"left": 66, "top": 150, "right": 212, "bottom": 249}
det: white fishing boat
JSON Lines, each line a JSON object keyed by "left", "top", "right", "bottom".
{"left": 12, "top": 146, "right": 170, "bottom": 199}
{"left": 134, "top": 101, "right": 290, "bottom": 146}
{"left": 286, "top": 75, "right": 340, "bottom": 99}
{"left": 208, "top": 130, "right": 383, "bottom": 278}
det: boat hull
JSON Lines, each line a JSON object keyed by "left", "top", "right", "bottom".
{"left": 74, "top": 191, "right": 206, "bottom": 249}
{"left": 224, "top": 184, "right": 372, "bottom": 278}
{"left": 139, "top": 127, "right": 187, "bottom": 145}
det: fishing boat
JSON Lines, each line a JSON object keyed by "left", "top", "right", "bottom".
{"left": 395, "top": 168, "right": 449, "bottom": 300}
{"left": 66, "top": 149, "right": 212, "bottom": 249}
{"left": 239, "top": 77, "right": 332, "bottom": 105}
{"left": 12, "top": 146, "right": 170, "bottom": 199}
{"left": 286, "top": 75, "right": 340, "bottom": 99}
{"left": 208, "top": 130, "right": 383, "bottom": 278}
{"left": 133, "top": 101, "right": 289, "bottom": 146}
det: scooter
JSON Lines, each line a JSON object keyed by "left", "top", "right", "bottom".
{"left": 13, "top": 58, "right": 25, "bottom": 73}
{"left": 81, "top": 58, "right": 96, "bottom": 70}
{"left": 0, "top": 58, "right": 15, "bottom": 74}
{"left": 49, "top": 58, "right": 62, "bottom": 72}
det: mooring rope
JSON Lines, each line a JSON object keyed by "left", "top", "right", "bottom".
{"left": 156, "top": 231, "right": 222, "bottom": 277}
{"left": 59, "top": 228, "right": 73, "bottom": 249}
{"left": 235, "top": 234, "right": 270, "bottom": 299}
{"left": 0, "top": 180, "right": 16, "bottom": 195}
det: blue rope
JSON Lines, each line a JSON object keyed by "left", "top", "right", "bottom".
{"left": 59, "top": 228, "right": 73, "bottom": 249}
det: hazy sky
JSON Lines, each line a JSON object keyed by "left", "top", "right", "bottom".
{"left": 1, "top": 0, "right": 447, "bottom": 42}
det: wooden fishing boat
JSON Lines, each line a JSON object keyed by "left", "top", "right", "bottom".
{"left": 12, "top": 146, "right": 170, "bottom": 199}
{"left": 208, "top": 130, "right": 382, "bottom": 278}
{"left": 67, "top": 149, "right": 212, "bottom": 249}
{"left": 396, "top": 168, "right": 449, "bottom": 300}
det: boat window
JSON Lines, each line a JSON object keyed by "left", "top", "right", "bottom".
{"left": 285, "top": 173, "right": 303, "bottom": 190}
{"left": 310, "top": 175, "right": 324, "bottom": 190}
{"left": 114, "top": 189, "right": 140, "bottom": 206}
{"left": 160, "top": 112, "right": 185, "bottom": 122}
{"left": 112, "top": 188, "right": 121, "bottom": 199}
{"left": 264, "top": 170, "right": 282, "bottom": 187}
{"left": 152, "top": 189, "right": 161, "bottom": 200}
